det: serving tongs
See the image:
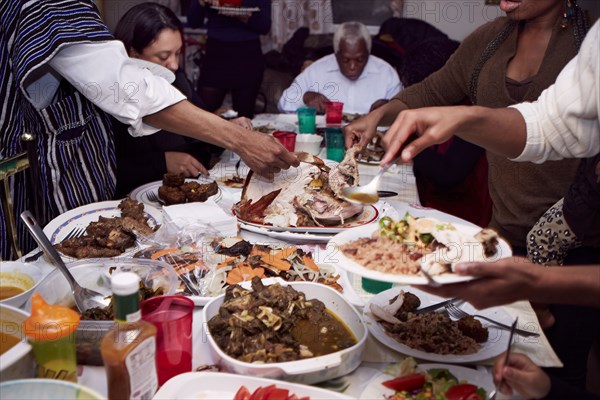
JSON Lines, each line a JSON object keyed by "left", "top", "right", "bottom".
{"left": 20, "top": 211, "right": 110, "bottom": 312}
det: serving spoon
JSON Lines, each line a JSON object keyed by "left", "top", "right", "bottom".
{"left": 342, "top": 155, "right": 401, "bottom": 204}
{"left": 20, "top": 211, "right": 110, "bottom": 313}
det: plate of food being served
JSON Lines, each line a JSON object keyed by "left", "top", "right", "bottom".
{"left": 130, "top": 172, "right": 222, "bottom": 207}
{"left": 364, "top": 286, "right": 515, "bottom": 363}
{"left": 328, "top": 203, "right": 511, "bottom": 285}
{"left": 359, "top": 357, "right": 493, "bottom": 400}
{"left": 233, "top": 147, "right": 380, "bottom": 234}
{"left": 43, "top": 199, "right": 161, "bottom": 260}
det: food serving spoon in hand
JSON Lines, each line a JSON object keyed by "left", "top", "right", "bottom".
{"left": 20, "top": 211, "right": 110, "bottom": 312}
{"left": 342, "top": 155, "right": 402, "bottom": 204}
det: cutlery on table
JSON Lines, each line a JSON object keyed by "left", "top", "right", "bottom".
{"left": 489, "top": 317, "right": 519, "bottom": 400}
{"left": 415, "top": 297, "right": 460, "bottom": 314}
{"left": 20, "top": 211, "right": 110, "bottom": 312}
{"left": 445, "top": 302, "right": 539, "bottom": 338}
{"left": 342, "top": 155, "right": 401, "bottom": 205}
{"left": 146, "top": 191, "right": 165, "bottom": 205}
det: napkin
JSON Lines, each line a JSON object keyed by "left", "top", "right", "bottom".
{"left": 162, "top": 199, "right": 238, "bottom": 237}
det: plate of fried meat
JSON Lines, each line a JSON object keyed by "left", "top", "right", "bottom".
{"left": 44, "top": 199, "right": 161, "bottom": 259}
{"left": 130, "top": 172, "right": 222, "bottom": 207}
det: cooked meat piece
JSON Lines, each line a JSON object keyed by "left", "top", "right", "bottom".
{"left": 182, "top": 181, "right": 219, "bottom": 203}
{"left": 163, "top": 172, "right": 185, "bottom": 187}
{"left": 55, "top": 236, "right": 123, "bottom": 258}
{"left": 120, "top": 216, "right": 156, "bottom": 236}
{"left": 457, "top": 315, "right": 489, "bottom": 343}
{"left": 475, "top": 228, "right": 499, "bottom": 257}
{"left": 214, "top": 239, "right": 253, "bottom": 257}
{"left": 119, "top": 198, "right": 145, "bottom": 221}
{"left": 400, "top": 292, "right": 421, "bottom": 313}
{"left": 158, "top": 185, "right": 186, "bottom": 205}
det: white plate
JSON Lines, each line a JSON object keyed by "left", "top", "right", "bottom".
{"left": 43, "top": 200, "right": 162, "bottom": 259}
{"left": 328, "top": 203, "right": 512, "bottom": 285}
{"left": 129, "top": 177, "right": 223, "bottom": 207}
{"left": 359, "top": 363, "right": 494, "bottom": 399}
{"left": 235, "top": 204, "right": 379, "bottom": 234}
{"left": 156, "top": 371, "right": 352, "bottom": 399}
{"left": 238, "top": 221, "right": 335, "bottom": 243}
{"left": 364, "top": 286, "right": 511, "bottom": 363}
{"left": 210, "top": 5, "right": 260, "bottom": 16}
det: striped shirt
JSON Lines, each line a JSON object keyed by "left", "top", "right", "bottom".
{"left": 0, "top": 0, "right": 116, "bottom": 259}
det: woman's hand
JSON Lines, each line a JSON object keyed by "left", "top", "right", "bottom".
{"left": 165, "top": 151, "right": 209, "bottom": 177}
{"left": 231, "top": 117, "right": 253, "bottom": 130}
{"left": 493, "top": 353, "right": 551, "bottom": 399}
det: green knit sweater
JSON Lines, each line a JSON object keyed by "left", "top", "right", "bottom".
{"left": 394, "top": 17, "right": 581, "bottom": 248}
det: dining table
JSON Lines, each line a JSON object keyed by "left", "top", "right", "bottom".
{"left": 15, "top": 113, "right": 562, "bottom": 399}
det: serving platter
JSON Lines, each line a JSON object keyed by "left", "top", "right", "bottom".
{"left": 328, "top": 203, "right": 512, "bottom": 285}
{"left": 364, "top": 286, "right": 512, "bottom": 363}
{"left": 359, "top": 363, "right": 494, "bottom": 399}
{"left": 155, "top": 372, "right": 353, "bottom": 399}
{"left": 234, "top": 204, "right": 379, "bottom": 234}
{"left": 129, "top": 177, "right": 223, "bottom": 207}
{"left": 43, "top": 200, "right": 162, "bottom": 259}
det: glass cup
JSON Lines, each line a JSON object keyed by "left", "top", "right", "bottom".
{"left": 141, "top": 295, "right": 194, "bottom": 386}
{"left": 325, "top": 101, "right": 344, "bottom": 124}
{"left": 325, "top": 127, "right": 345, "bottom": 162}
{"left": 361, "top": 277, "right": 393, "bottom": 294}
{"left": 297, "top": 107, "right": 316, "bottom": 134}
{"left": 273, "top": 131, "right": 297, "bottom": 152}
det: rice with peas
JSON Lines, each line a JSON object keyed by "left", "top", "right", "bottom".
{"left": 339, "top": 235, "right": 432, "bottom": 275}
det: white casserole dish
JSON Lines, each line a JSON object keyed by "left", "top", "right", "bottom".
{"left": 202, "top": 280, "right": 367, "bottom": 384}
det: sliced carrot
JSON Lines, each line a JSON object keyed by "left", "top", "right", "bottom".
{"left": 259, "top": 254, "right": 291, "bottom": 271}
{"left": 272, "top": 247, "right": 297, "bottom": 260}
{"left": 150, "top": 247, "right": 179, "bottom": 260}
{"left": 226, "top": 266, "right": 265, "bottom": 285}
{"left": 217, "top": 256, "right": 238, "bottom": 269}
{"left": 250, "top": 247, "right": 270, "bottom": 257}
{"left": 302, "top": 255, "right": 319, "bottom": 271}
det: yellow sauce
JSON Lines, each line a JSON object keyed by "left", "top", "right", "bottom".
{"left": 0, "top": 331, "right": 21, "bottom": 355}
{"left": 346, "top": 192, "right": 378, "bottom": 204}
{"left": 0, "top": 271, "right": 34, "bottom": 300}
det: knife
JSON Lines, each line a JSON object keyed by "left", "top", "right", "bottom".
{"left": 415, "top": 297, "right": 460, "bottom": 314}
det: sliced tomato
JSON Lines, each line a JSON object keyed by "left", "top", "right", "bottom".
{"left": 381, "top": 373, "right": 426, "bottom": 392}
{"left": 250, "top": 384, "right": 276, "bottom": 400}
{"left": 234, "top": 386, "right": 251, "bottom": 400}
{"left": 445, "top": 384, "right": 480, "bottom": 400}
{"left": 265, "top": 388, "right": 289, "bottom": 400}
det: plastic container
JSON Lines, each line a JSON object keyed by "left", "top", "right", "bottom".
{"left": 297, "top": 107, "right": 316, "bottom": 134}
{"left": 0, "top": 262, "right": 44, "bottom": 308}
{"left": 325, "top": 127, "right": 345, "bottom": 162}
{"left": 273, "top": 131, "right": 297, "bottom": 152}
{"left": 31, "top": 259, "right": 178, "bottom": 366}
{"left": 0, "top": 379, "right": 104, "bottom": 400}
{"left": 361, "top": 277, "right": 393, "bottom": 294}
{"left": 294, "top": 134, "right": 323, "bottom": 155}
{"left": 24, "top": 293, "right": 80, "bottom": 382}
{"left": 0, "top": 304, "right": 34, "bottom": 382}
{"left": 141, "top": 295, "right": 194, "bottom": 385}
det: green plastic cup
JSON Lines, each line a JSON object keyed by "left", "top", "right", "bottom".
{"left": 361, "top": 277, "right": 393, "bottom": 294}
{"left": 297, "top": 107, "right": 316, "bottom": 133}
{"left": 326, "top": 127, "right": 345, "bottom": 162}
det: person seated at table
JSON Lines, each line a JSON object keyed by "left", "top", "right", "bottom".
{"left": 112, "top": 3, "right": 253, "bottom": 197}
{"left": 277, "top": 21, "right": 402, "bottom": 115}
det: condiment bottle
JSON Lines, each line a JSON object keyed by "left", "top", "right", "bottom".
{"left": 101, "top": 272, "right": 158, "bottom": 400}
{"left": 23, "top": 292, "right": 80, "bottom": 382}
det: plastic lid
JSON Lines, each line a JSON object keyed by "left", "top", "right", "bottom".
{"left": 111, "top": 272, "right": 140, "bottom": 296}
{"left": 23, "top": 293, "right": 80, "bottom": 341}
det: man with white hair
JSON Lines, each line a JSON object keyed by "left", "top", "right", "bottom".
{"left": 278, "top": 21, "right": 402, "bottom": 114}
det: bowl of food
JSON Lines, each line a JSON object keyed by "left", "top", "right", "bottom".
{"left": 0, "top": 262, "right": 45, "bottom": 308}
{"left": 0, "top": 379, "right": 104, "bottom": 400}
{"left": 32, "top": 259, "right": 179, "bottom": 365}
{"left": 0, "top": 304, "right": 34, "bottom": 382}
{"left": 203, "top": 278, "right": 367, "bottom": 384}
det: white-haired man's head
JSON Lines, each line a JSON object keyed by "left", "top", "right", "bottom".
{"left": 333, "top": 22, "right": 371, "bottom": 81}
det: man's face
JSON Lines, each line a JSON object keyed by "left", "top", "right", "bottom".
{"left": 335, "top": 39, "right": 369, "bottom": 81}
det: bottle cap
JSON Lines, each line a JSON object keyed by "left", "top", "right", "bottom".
{"left": 111, "top": 272, "right": 140, "bottom": 296}
{"left": 23, "top": 293, "right": 80, "bottom": 341}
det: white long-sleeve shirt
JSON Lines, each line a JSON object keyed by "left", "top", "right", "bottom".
{"left": 277, "top": 54, "right": 402, "bottom": 114}
{"left": 35, "top": 41, "right": 186, "bottom": 136}
{"left": 511, "top": 20, "right": 600, "bottom": 163}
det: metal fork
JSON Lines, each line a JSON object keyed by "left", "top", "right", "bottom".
{"left": 489, "top": 318, "right": 519, "bottom": 400}
{"left": 146, "top": 191, "right": 165, "bottom": 205}
{"left": 24, "top": 226, "right": 85, "bottom": 262}
{"left": 445, "top": 303, "right": 539, "bottom": 337}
